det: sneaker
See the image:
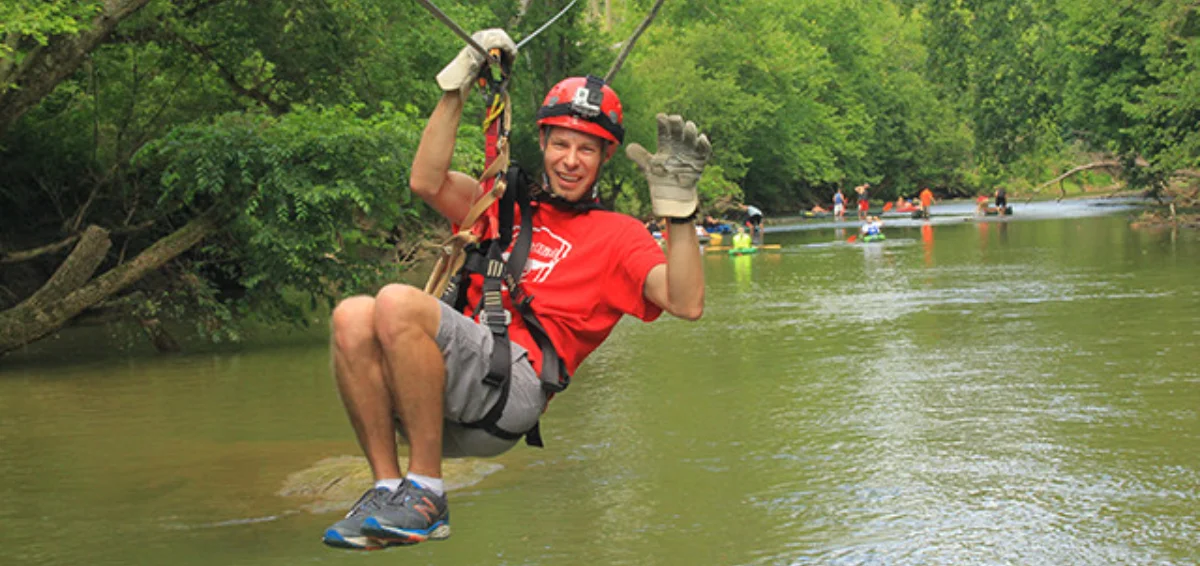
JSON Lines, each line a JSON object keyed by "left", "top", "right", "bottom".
{"left": 321, "top": 487, "right": 403, "bottom": 550}
{"left": 361, "top": 480, "right": 451, "bottom": 544}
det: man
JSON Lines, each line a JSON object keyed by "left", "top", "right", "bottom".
{"left": 741, "top": 203, "right": 763, "bottom": 244}
{"left": 994, "top": 186, "right": 1007, "bottom": 216}
{"left": 860, "top": 215, "right": 884, "bottom": 239}
{"left": 833, "top": 188, "right": 845, "bottom": 222}
{"left": 322, "top": 29, "right": 710, "bottom": 551}
{"left": 855, "top": 183, "right": 870, "bottom": 220}
{"left": 918, "top": 186, "right": 935, "bottom": 219}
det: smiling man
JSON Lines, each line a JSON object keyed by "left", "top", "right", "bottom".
{"left": 321, "top": 29, "right": 711, "bottom": 550}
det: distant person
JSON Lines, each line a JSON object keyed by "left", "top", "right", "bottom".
{"left": 919, "top": 187, "right": 935, "bottom": 219}
{"left": 833, "top": 188, "right": 846, "bottom": 222}
{"left": 994, "top": 187, "right": 1007, "bottom": 216}
{"left": 854, "top": 183, "right": 870, "bottom": 221}
{"left": 975, "top": 194, "right": 989, "bottom": 216}
{"left": 732, "top": 226, "right": 753, "bottom": 249}
{"left": 810, "top": 204, "right": 829, "bottom": 214}
{"left": 740, "top": 203, "right": 764, "bottom": 244}
{"left": 860, "top": 215, "right": 884, "bottom": 238}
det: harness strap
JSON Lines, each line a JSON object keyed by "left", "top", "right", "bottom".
{"left": 424, "top": 90, "right": 513, "bottom": 298}
{"left": 458, "top": 166, "right": 571, "bottom": 448}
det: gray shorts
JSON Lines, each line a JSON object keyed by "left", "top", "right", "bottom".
{"left": 400, "top": 302, "right": 546, "bottom": 458}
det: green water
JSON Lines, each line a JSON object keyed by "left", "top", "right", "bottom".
{"left": 2, "top": 214, "right": 1198, "bottom": 565}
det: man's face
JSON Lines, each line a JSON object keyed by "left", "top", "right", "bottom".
{"left": 541, "top": 127, "right": 610, "bottom": 202}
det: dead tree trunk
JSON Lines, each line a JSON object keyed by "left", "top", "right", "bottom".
{"left": 0, "top": 209, "right": 222, "bottom": 355}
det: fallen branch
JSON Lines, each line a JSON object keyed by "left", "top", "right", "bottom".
{"left": 1, "top": 233, "right": 83, "bottom": 264}
{"left": 1, "top": 219, "right": 156, "bottom": 264}
{"left": 1025, "top": 161, "right": 1123, "bottom": 203}
{"left": 0, "top": 208, "right": 223, "bottom": 355}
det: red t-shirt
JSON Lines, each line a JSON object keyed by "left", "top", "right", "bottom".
{"left": 920, "top": 189, "right": 934, "bottom": 207}
{"left": 461, "top": 202, "right": 666, "bottom": 376}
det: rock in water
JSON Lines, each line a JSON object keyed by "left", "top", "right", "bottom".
{"left": 278, "top": 455, "right": 503, "bottom": 513}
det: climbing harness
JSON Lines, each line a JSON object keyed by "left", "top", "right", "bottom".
{"left": 439, "top": 166, "right": 574, "bottom": 447}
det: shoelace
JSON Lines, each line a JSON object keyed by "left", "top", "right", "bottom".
{"left": 344, "top": 487, "right": 390, "bottom": 518}
{"left": 387, "top": 485, "right": 418, "bottom": 506}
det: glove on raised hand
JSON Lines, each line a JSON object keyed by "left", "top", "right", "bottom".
{"left": 625, "top": 114, "right": 712, "bottom": 219}
{"left": 436, "top": 29, "right": 517, "bottom": 94}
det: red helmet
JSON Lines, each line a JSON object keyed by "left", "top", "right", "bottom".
{"left": 536, "top": 75, "right": 624, "bottom": 145}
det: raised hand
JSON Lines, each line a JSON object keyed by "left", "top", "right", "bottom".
{"left": 625, "top": 114, "right": 712, "bottom": 219}
{"left": 436, "top": 29, "right": 517, "bottom": 94}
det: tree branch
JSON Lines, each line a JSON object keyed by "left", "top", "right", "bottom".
{"left": 1025, "top": 161, "right": 1124, "bottom": 202}
{"left": 1, "top": 234, "right": 83, "bottom": 264}
{"left": 604, "top": 0, "right": 665, "bottom": 84}
{"left": 0, "top": 0, "right": 156, "bottom": 136}
{"left": 176, "top": 35, "right": 290, "bottom": 114}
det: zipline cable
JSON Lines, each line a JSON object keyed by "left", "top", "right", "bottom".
{"left": 515, "top": 0, "right": 581, "bottom": 49}
{"left": 412, "top": 0, "right": 500, "bottom": 65}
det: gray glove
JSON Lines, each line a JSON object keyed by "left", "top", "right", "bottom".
{"left": 625, "top": 114, "right": 712, "bottom": 219}
{"left": 436, "top": 29, "right": 517, "bottom": 94}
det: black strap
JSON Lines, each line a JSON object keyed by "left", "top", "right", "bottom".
{"left": 536, "top": 103, "right": 624, "bottom": 144}
{"left": 461, "top": 164, "right": 562, "bottom": 447}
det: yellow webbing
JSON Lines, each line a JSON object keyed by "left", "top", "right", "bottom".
{"left": 423, "top": 91, "right": 513, "bottom": 298}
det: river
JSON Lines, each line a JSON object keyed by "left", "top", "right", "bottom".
{"left": 2, "top": 201, "right": 1197, "bottom": 565}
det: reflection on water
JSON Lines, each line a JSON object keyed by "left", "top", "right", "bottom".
{"left": 1, "top": 214, "right": 1198, "bottom": 565}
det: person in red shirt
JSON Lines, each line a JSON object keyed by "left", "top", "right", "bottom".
{"left": 322, "top": 29, "right": 710, "bottom": 550}
{"left": 855, "top": 183, "right": 870, "bottom": 220}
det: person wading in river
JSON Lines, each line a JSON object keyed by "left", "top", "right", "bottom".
{"left": 321, "top": 29, "right": 710, "bottom": 550}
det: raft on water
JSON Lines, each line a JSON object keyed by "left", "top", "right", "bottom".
{"left": 984, "top": 205, "right": 1014, "bottom": 216}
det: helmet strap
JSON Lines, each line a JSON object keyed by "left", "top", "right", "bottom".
{"left": 536, "top": 173, "right": 604, "bottom": 213}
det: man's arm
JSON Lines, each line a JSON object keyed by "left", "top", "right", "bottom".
{"left": 409, "top": 91, "right": 481, "bottom": 225}
{"left": 410, "top": 29, "right": 517, "bottom": 225}
{"left": 643, "top": 223, "right": 704, "bottom": 320}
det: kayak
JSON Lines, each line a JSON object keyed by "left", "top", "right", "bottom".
{"left": 861, "top": 234, "right": 886, "bottom": 242}
{"left": 706, "top": 244, "right": 781, "bottom": 253}
{"left": 728, "top": 247, "right": 758, "bottom": 256}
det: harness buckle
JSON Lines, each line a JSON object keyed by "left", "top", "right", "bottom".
{"left": 478, "top": 309, "right": 512, "bottom": 328}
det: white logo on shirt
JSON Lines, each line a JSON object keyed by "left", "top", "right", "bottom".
{"left": 506, "top": 225, "right": 572, "bottom": 283}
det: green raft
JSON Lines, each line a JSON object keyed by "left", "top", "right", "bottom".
{"left": 728, "top": 247, "right": 759, "bottom": 256}
{"left": 861, "top": 234, "right": 886, "bottom": 242}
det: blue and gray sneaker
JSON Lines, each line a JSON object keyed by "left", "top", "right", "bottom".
{"left": 361, "top": 480, "right": 451, "bottom": 544}
{"left": 322, "top": 487, "right": 400, "bottom": 550}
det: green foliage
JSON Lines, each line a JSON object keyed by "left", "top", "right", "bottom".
{"left": 3, "top": 0, "right": 1198, "bottom": 349}
{"left": 134, "top": 105, "right": 423, "bottom": 324}
{"left": 0, "top": 0, "right": 101, "bottom": 76}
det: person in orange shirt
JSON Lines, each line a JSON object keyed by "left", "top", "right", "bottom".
{"left": 918, "top": 187, "right": 935, "bottom": 219}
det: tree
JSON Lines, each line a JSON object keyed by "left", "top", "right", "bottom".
{"left": 0, "top": 0, "right": 499, "bottom": 354}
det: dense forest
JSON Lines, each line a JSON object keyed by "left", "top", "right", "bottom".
{"left": 1, "top": 0, "right": 1197, "bottom": 353}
